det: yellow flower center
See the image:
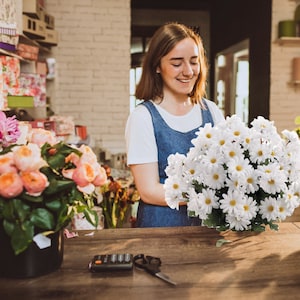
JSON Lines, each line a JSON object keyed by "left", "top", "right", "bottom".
{"left": 229, "top": 151, "right": 235, "bottom": 157}
{"left": 268, "top": 179, "right": 275, "bottom": 185}
{"left": 230, "top": 199, "right": 236, "bottom": 206}
{"left": 236, "top": 165, "right": 242, "bottom": 171}
{"left": 243, "top": 205, "right": 249, "bottom": 211}
{"left": 205, "top": 198, "right": 211, "bottom": 205}
{"left": 213, "top": 174, "right": 219, "bottom": 180}
{"left": 173, "top": 183, "right": 179, "bottom": 190}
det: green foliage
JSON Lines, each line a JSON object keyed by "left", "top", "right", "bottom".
{"left": 0, "top": 142, "right": 98, "bottom": 255}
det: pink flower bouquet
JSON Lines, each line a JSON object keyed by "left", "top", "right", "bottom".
{"left": 0, "top": 113, "right": 107, "bottom": 255}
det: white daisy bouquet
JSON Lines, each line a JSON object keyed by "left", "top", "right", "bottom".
{"left": 164, "top": 115, "right": 300, "bottom": 232}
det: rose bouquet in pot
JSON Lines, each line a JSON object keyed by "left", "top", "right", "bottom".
{"left": 0, "top": 111, "right": 107, "bottom": 255}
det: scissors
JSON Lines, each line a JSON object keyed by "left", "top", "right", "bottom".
{"left": 133, "top": 254, "right": 177, "bottom": 286}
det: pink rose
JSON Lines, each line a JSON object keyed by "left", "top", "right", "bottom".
{"left": 0, "top": 152, "right": 17, "bottom": 174}
{"left": 28, "top": 128, "right": 57, "bottom": 147}
{"left": 77, "top": 145, "right": 98, "bottom": 164}
{"left": 20, "top": 170, "right": 49, "bottom": 196}
{"left": 92, "top": 165, "right": 107, "bottom": 186}
{"left": 72, "top": 163, "right": 96, "bottom": 187}
{"left": 0, "top": 172, "right": 23, "bottom": 198}
{"left": 65, "top": 152, "right": 81, "bottom": 167}
{"left": 13, "top": 143, "right": 47, "bottom": 172}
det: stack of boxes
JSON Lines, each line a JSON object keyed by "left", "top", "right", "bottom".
{"left": 0, "top": 0, "right": 58, "bottom": 112}
{"left": 22, "top": 0, "right": 58, "bottom": 46}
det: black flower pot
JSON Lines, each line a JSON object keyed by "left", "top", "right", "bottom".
{"left": 0, "top": 227, "right": 64, "bottom": 278}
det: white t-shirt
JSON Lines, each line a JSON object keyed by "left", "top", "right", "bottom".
{"left": 125, "top": 99, "right": 225, "bottom": 165}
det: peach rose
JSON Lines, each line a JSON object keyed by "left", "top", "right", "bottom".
{"left": 0, "top": 152, "right": 17, "bottom": 174}
{"left": 0, "top": 173, "right": 23, "bottom": 198}
{"left": 20, "top": 170, "right": 49, "bottom": 196}
{"left": 28, "top": 128, "right": 57, "bottom": 147}
{"left": 72, "top": 163, "right": 96, "bottom": 187}
{"left": 13, "top": 143, "right": 47, "bottom": 172}
{"left": 65, "top": 152, "right": 81, "bottom": 167}
{"left": 78, "top": 145, "right": 98, "bottom": 164}
{"left": 92, "top": 165, "right": 107, "bottom": 186}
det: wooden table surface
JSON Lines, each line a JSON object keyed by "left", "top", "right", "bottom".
{"left": 1, "top": 223, "right": 300, "bottom": 300}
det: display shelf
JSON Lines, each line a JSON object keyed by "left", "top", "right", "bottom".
{"left": 289, "top": 80, "right": 300, "bottom": 85}
{"left": 19, "top": 35, "right": 51, "bottom": 54}
{"left": 0, "top": 48, "right": 24, "bottom": 60}
{"left": 277, "top": 37, "right": 300, "bottom": 45}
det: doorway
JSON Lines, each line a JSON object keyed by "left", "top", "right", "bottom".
{"left": 214, "top": 39, "right": 249, "bottom": 124}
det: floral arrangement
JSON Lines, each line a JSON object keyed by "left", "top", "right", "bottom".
{"left": 98, "top": 166, "right": 140, "bottom": 228}
{"left": 0, "top": 111, "right": 107, "bottom": 255}
{"left": 164, "top": 115, "right": 300, "bottom": 232}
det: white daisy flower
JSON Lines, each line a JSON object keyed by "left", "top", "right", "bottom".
{"left": 276, "top": 197, "right": 291, "bottom": 220}
{"left": 220, "top": 189, "right": 244, "bottom": 216}
{"left": 202, "top": 165, "right": 226, "bottom": 190}
{"left": 226, "top": 214, "right": 251, "bottom": 231}
{"left": 259, "top": 197, "right": 279, "bottom": 222}
{"left": 164, "top": 175, "right": 187, "bottom": 210}
{"left": 226, "top": 156, "right": 251, "bottom": 179}
{"left": 239, "top": 195, "right": 258, "bottom": 220}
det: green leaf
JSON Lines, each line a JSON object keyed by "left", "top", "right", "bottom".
{"left": 3, "top": 219, "right": 15, "bottom": 236}
{"left": 44, "top": 179, "right": 75, "bottom": 196}
{"left": 269, "top": 222, "right": 279, "bottom": 231}
{"left": 30, "top": 208, "right": 55, "bottom": 229}
{"left": 45, "top": 199, "right": 62, "bottom": 211}
{"left": 216, "top": 239, "right": 231, "bottom": 247}
{"left": 10, "top": 222, "right": 34, "bottom": 255}
{"left": 1, "top": 199, "right": 15, "bottom": 221}
{"left": 12, "top": 199, "right": 31, "bottom": 222}
{"left": 20, "top": 193, "right": 43, "bottom": 203}
{"left": 83, "top": 207, "right": 98, "bottom": 228}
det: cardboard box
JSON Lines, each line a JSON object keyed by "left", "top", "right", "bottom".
{"left": 30, "top": 120, "right": 56, "bottom": 131}
{"left": 7, "top": 95, "right": 34, "bottom": 108}
{"left": 19, "top": 73, "right": 47, "bottom": 107}
{"left": 22, "top": 14, "right": 45, "bottom": 40}
{"left": 0, "top": 56, "right": 20, "bottom": 109}
{"left": 22, "top": 0, "right": 44, "bottom": 20}
{"left": 44, "top": 13, "right": 55, "bottom": 29}
{"left": 16, "top": 43, "right": 39, "bottom": 61}
{"left": 35, "top": 61, "right": 47, "bottom": 75}
{"left": 75, "top": 125, "right": 87, "bottom": 140}
{"left": 37, "top": 28, "right": 58, "bottom": 46}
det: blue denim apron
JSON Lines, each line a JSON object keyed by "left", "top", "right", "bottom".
{"left": 136, "top": 100, "right": 215, "bottom": 227}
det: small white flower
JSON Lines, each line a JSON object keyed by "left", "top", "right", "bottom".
{"left": 259, "top": 197, "right": 279, "bottom": 222}
{"left": 202, "top": 165, "right": 226, "bottom": 190}
{"left": 226, "top": 156, "right": 251, "bottom": 178}
{"left": 164, "top": 175, "right": 187, "bottom": 210}
{"left": 239, "top": 195, "right": 258, "bottom": 220}
{"left": 226, "top": 214, "right": 251, "bottom": 231}
{"left": 220, "top": 189, "right": 244, "bottom": 216}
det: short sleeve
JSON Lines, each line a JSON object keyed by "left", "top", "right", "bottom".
{"left": 125, "top": 105, "right": 158, "bottom": 165}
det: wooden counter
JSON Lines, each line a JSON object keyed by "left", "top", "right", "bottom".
{"left": 1, "top": 223, "right": 300, "bottom": 300}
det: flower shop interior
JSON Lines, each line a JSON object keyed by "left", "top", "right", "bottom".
{"left": 2, "top": 0, "right": 300, "bottom": 297}
{"left": 1, "top": 0, "right": 300, "bottom": 229}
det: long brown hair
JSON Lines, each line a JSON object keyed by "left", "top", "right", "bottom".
{"left": 135, "top": 22, "right": 208, "bottom": 106}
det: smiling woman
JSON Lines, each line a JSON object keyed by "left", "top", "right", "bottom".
{"left": 125, "top": 23, "right": 225, "bottom": 228}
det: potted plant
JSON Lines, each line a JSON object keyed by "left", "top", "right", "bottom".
{"left": 0, "top": 111, "right": 107, "bottom": 277}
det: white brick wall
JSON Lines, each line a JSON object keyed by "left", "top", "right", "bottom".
{"left": 45, "top": 0, "right": 130, "bottom": 154}
{"left": 271, "top": 0, "right": 300, "bottom": 132}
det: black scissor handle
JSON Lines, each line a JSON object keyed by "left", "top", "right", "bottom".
{"left": 133, "top": 254, "right": 161, "bottom": 275}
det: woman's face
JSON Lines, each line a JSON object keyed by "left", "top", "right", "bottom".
{"left": 157, "top": 38, "right": 200, "bottom": 98}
